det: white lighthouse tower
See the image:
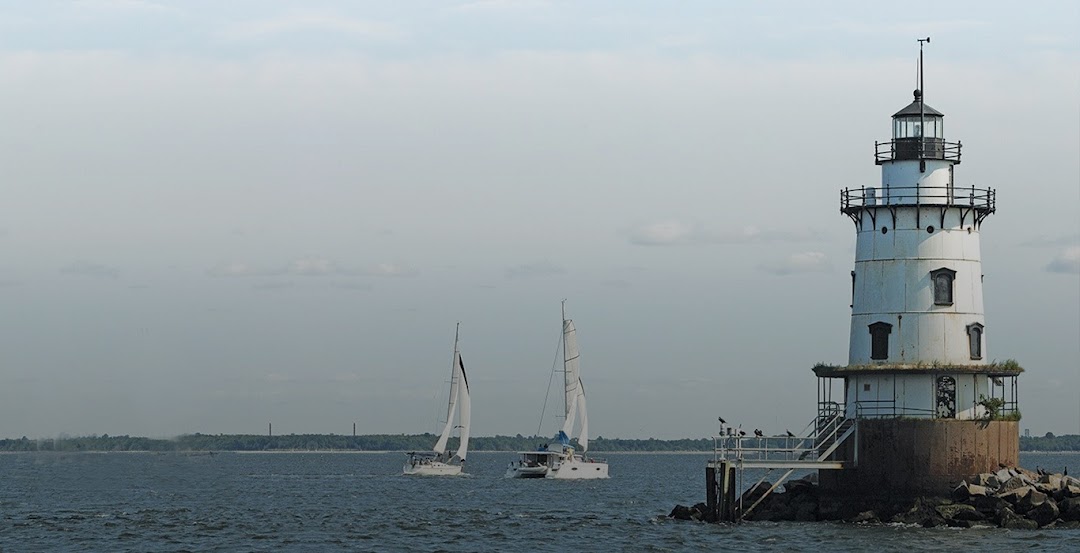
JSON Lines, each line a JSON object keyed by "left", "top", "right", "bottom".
{"left": 815, "top": 41, "right": 1022, "bottom": 495}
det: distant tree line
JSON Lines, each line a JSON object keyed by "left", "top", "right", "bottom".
{"left": 0, "top": 433, "right": 717, "bottom": 453}
{"left": 2, "top": 433, "right": 1075, "bottom": 453}
{"left": 1020, "top": 433, "right": 1080, "bottom": 452}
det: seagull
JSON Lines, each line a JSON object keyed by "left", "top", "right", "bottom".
{"left": 718, "top": 416, "right": 727, "bottom": 424}
{"left": 738, "top": 430, "right": 746, "bottom": 437}
{"left": 785, "top": 430, "right": 795, "bottom": 438}
{"left": 754, "top": 429, "right": 764, "bottom": 438}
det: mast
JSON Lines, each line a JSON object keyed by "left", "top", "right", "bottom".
{"left": 561, "top": 299, "right": 569, "bottom": 419}
{"left": 446, "top": 322, "right": 460, "bottom": 422}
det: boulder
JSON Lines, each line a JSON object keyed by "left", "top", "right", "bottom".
{"left": 1036, "top": 475, "right": 1063, "bottom": 496}
{"left": 1025, "top": 500, "right": 1059, "bottom": 527}
{"left": 741, "top": 482, "right": 771, "bottom": 504}
{"left": 1016, "top": 489, "right": 1048, "bottom": 514}
{"left": 669, "top": 504, "right": 695, "bottom": 520}
{"left": 669, "top": 503, "right": 710, "bottom": 521}
{"left": 1062, "top": 485, "right": 1080, "bottom": 499}
{"left": 997, "top": 507, "right": 1039, "bottom": 530}
{"left": 997, "top": 485, "right": 1034, "bottom": 507}
{"left": 849, "top": 510, "right": 878, "bottom": 523}
{"left": 1060, "top": 498, "right": 1080, "bottom": 522}
{"left": 997, "top": 474, "right": 1033, "bottom": 494}
{"left": 972, "top": 495, "right": 1010, "bottom": 516}
{"left": 994, "top": 468, "right": 1013, "bottom": 483}
{"left": 973, "top": 473, "right": 999, "bottom": 489}
{"left": 890, "top": 498, "right": 941, "bottom": 526}
{"left": 935, "top": 503, "right": 985, "bottom": 522}
{"left": 784, "top": 478, "right": 816, "bottom": 497}
{"left": 953, "top": 482, "right": 989, "bottom": 500}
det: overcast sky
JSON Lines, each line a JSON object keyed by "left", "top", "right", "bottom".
{"left": 1, "top": 1, "right": 1078, "bottom": 440}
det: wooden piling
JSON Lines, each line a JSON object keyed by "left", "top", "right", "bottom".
{"left": 707, "top": 461, "right": 738, "bottom": 522}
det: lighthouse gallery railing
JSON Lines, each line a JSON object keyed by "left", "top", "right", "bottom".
{"left": 841, "top": 184, "right": 995, "bottom": 212}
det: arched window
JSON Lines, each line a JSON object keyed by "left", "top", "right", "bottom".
{"left": 930, "top": 267, "right": 956, "bottom": 306}
{"left": 967, "top": 323, "right": 984, "bottom": 360}
{"left": 868, "top": 322, "right": 892, "bottom": 361}
{"left": 936, "top": 376, "right": 957, "bottom": 419}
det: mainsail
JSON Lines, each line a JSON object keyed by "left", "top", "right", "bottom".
{"left": 560, "top": 316, "right": 589, "bottom": 452}
{"left": 433, "top": 326, "right": 465, "bottom": 457}
{"left": 453, "top": 354, "right": 471, "bottom": 461}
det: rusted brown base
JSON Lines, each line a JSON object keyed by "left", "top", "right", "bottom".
{"left": 819, "top": 419, "right": 1018, "bottom": 497}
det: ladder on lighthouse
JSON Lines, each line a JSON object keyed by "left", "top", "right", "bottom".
{"left": 707, "top": 402, "right": 859, "bottom": 521}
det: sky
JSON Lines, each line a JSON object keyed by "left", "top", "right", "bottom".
{"left": 1, "top": 1, "right": 1078, "bottom": 440}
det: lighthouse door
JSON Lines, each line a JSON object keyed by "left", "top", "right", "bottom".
{"left": 936, "top": 376, "right": 956, "bottom": 419}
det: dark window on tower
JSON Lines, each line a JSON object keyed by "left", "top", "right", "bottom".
{"left": 868, "top": 322, "right": 892, "bottom": 360}
{"left": 930, "top": 267, "right": 956, "bottom": 306}
{"left": 850, "top": 270, "right": 856, "bottom": 308}
{"left": 967, "top": 323, "right": 984, "bottom": 360}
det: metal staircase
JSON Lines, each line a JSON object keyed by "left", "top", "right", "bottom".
{"left": 706, "top": 402, "right": 859, "bottom": 521}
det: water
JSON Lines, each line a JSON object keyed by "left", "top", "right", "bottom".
{"left": 1, "top": 451, "right": 1077, "bottom": 552}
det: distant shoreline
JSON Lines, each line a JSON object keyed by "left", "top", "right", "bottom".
{"left": 0, "top": 449, "right": 722, "bottom": 455}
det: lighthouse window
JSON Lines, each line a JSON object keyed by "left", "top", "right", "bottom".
{"left": 967, "top": 323, "right": 984, "bottom": 360}
{"left": 868, "top": 322, "right": 892, "bottom": 360}
{"left": 930, "top": 268, "right": 956, "bottom": 306}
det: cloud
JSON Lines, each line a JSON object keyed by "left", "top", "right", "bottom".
{"left": 72, "top": 0, "right": 176, "bottom": 13}
{"left": 362, "top": 263, "right": 418, "bottom": 278}
{"left": 759, "top": 252, "right": 831, "bottom": 276}
{"left": 505, "top": 260, "right": 565, "bottom": 279}
{"left": 331, "top": 281, "right": 373, "bottom": 291}
{"left": 220, "top": 14, "right": 407, "bottom": 42}
{"left": 59, "top": 260, "right": 120, "bottom": 279}
{"left": 628, "top": 221, "right": 825, "bottom": 246}
{"left": 453, "top": 0, "right": 549, "bottom": 12}
{"left": 284, "top": 257, "right": 337, "bottom": 276}
{"left": 1020, "top": 233, "right": 1080, "bottom": 248}
{"left": 629, "top": 221, "right": 698, "bottom": 246}
{"left": 206, "top": 261, "right": 261, "bottom": 277}
{"left": 252, "top": 281, "right": 295, "bottom": 291}
{"left": 207, "top": 258, "right": 416, "bottom": 278}
{"left": 1045, "top": 246, "right": 1080, "bottom": 274}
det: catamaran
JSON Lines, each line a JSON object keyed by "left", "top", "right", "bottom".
{"left": 506, "top": 302, "right": 609, "bottom": 479}
{"left": 404, "top": 324, "right": 471, "bottom": 476}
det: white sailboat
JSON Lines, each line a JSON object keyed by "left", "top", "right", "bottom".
{"left": 506, "top": 302, "right": 609, "bottom": 479}
{"left": 404, "top": 324, "right": 471, "bottom": 476}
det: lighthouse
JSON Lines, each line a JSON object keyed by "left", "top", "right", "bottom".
{"left": 813, "top": 41, "right": 1022, "bottom": 495}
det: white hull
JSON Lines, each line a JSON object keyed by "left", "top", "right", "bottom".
{"left": 504, "top": 464, "right": 549, "bottom": 478}
{"left": 504, "top": 449, "right": 609, "bottom": 479}
{"left": 547, "top": 456, "right": 609, "bottom": 479}
{"left": 403, "top": 460, "right": 463, "bottom": 476}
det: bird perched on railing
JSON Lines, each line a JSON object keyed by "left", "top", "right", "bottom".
{"left": 754, "top": 429, "right": 763, "bottom": 438}
{"left": 785, "top": 430, "right": 795, "bottom": 438}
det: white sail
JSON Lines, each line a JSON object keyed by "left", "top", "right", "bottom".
{"left": 432, "top": 354, "right": 460, "bottom": 455}
{"left": 565, "top": 315, "right": 583, "bottom": 414}
{"left": 433, "top": 328, "right": 462, "bottom": 455}
{"left": 453, "top": 354, "right": 471, "bottom": 461}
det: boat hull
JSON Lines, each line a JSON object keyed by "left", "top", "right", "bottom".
{"left": 403, "top": 460, "right": 463, "bottom": 476}
{"left": 548, "top": 458, "right": 609, "bottom": 479}
{"left": 504, "top": 451, "right": 608, "bottom": 479}
{"left": 504, "top": 464, "right": 549, "bottom": 478}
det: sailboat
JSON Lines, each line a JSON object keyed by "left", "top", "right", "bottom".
{"left": 404, "top": 324, "right": 471, "bottom": 476}
{"left": 506, "top": 302, "right": 609, "bottom": 479}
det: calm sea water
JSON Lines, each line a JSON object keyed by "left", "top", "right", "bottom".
{"left": 1, "top": 451, "right": 1078, "bottom": 552}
